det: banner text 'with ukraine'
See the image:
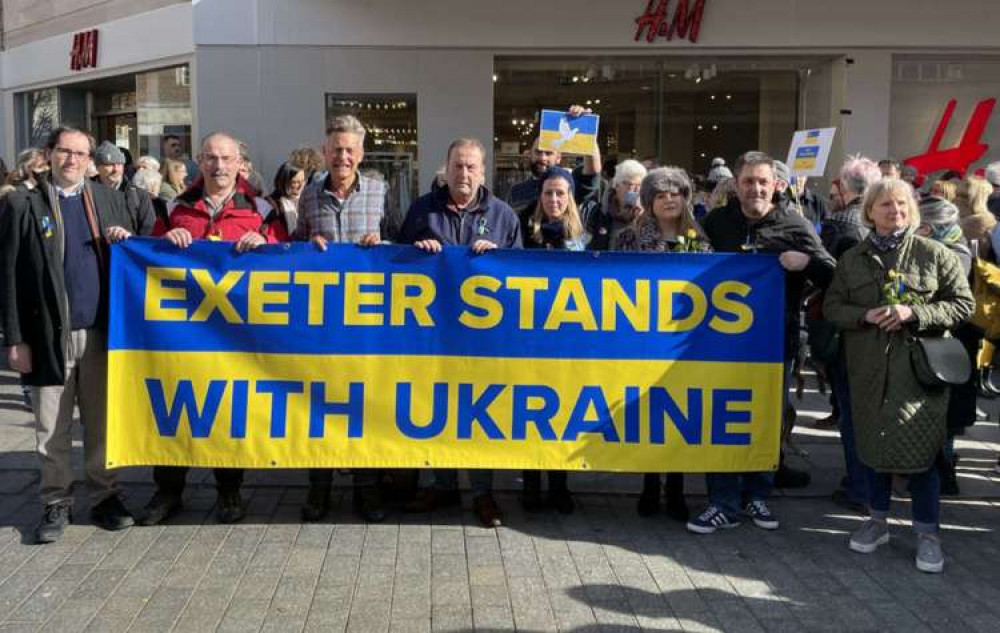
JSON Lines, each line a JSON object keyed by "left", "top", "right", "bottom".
{"left": 107, "top": 239, "right": 785, "bottom": 472}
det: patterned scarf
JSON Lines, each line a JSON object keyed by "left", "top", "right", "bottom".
{"left": 867, "top": 228, "right": 909, "bottom": 252}
{"left": 931, "top": 223, "right": 964, "bottom": 245}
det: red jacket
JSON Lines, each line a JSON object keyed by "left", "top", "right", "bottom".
{"left": 152, "top": 176, "right": 288, "bottom": 242}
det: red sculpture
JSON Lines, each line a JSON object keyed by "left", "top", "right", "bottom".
{"left": 903, "top": 98, "right": 996, "bottom": 178}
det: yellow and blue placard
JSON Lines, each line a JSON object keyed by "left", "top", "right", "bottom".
{"left": 786, "top": 127, "right": 837, "bottom": 177}
{"left": 538, "top": 109, "right": 600, "bottom": 155}
{"left": 106, "top": 239, "right": 785, "bottom": 472}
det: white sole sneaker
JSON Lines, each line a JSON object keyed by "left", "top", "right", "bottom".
{"left": 752, "top": 517, "right": 779, "bottom": 530}
{"left": 685, "top": 520, "right": 741, "bottom": 535}
{"left": 849, "top": 532, "right": 889, "bottom": 554}
{"left": 916, "top": 556, "right": 944, "bottom": 573}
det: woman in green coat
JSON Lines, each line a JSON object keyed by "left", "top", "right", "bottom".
{"left": 823, "top": 178, "right": 974, "bottom": 574}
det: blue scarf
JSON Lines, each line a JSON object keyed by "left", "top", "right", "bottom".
{"left": 868, "top": 229, "right": 909, "bottom": 252}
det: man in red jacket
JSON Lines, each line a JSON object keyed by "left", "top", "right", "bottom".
{"left": 139, "top": 131, "right": 285, "bottom": 526}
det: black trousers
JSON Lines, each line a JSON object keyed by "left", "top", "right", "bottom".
{"left": 153, "top": 466, "right": 244, "bottom": 495}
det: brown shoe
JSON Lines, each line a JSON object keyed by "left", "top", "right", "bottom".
{"left": 403, "top": 488, "right": 461, "bottom": 513}
{"left": 473, "top": 493, "right": 503, "bottom": 527}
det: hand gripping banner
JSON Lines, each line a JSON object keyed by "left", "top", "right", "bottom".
{"left": 107, "top": 239, "right": 785, "bottom": 472}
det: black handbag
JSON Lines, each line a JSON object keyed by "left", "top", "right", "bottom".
{"left": 908, "top": 334, "right": 972, "bottom": 388}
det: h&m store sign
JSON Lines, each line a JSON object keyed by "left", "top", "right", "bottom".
{"left": 634, "top": 0, "right": 707, "bottom": 44}
{"left": 70, "top": 29, "right": 99, "bottom": 71}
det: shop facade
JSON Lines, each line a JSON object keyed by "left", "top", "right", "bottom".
{"left": 2, "top": 1, "right": 998, "bottom": 194}
{"left": 1, "top": 2, "right": 194, "bottom": 167}
{"left": 188, "top": 0, "right": 999, "bottom": 194}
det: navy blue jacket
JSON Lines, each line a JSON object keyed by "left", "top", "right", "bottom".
{"left": 398, "top": 185, "right": 522, "bottom": 248}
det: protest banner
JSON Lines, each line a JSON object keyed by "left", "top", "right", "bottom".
{"left": 107, "top": 239, "right": 784, "bottom": 472}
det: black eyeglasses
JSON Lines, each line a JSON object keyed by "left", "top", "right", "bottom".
{"left": 53, "top": 147, "right": 90, "bottom": 160}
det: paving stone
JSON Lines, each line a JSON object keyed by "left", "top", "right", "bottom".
{"left": 430, "top": 605, "right": 472, "bottom": 632}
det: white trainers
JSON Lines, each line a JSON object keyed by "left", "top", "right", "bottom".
{"left": 849, "top": 519, "right": 890, "bottom": 554}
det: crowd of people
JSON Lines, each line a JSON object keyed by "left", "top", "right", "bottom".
{"left": 3, "top": 108, "right": 1000, "bottom": 577}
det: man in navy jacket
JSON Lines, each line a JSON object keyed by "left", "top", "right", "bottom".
{"left": 398, "top": 138, "right": 521, "bottom": 527}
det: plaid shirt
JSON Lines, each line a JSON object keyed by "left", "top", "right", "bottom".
{"left": 293, "top": 173, "right": 386, "bottom": 243}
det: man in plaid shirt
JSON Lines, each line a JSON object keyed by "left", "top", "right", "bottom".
{"left": 294, "top": 114, "right": 388, "bottom": 523}
{"left": 293, "top": 115, "right": 386, "bottom": 247}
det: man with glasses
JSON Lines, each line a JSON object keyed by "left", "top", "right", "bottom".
{"left": 137, "top": 131, "right": 284, "bottom": 526}
{"left": 0, "top": 126, "right": 135, "bottom": 543}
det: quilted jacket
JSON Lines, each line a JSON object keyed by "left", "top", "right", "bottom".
{"left": 823, "top": 234, "right": 974, "bottom": 472}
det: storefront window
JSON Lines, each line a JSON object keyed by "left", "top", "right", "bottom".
{"left": 137, "top": 66, "right": 193, "bottom": 158}
{"left": 890, "top": 57, "right": 1000, "bottom": 180}
{"left": 325, "top": 93, "right": 419, "bottom": 213}
{"left": 494, "top": 57, "right": 815, "bottom": 197}
{"left": 13, "top": 64, "right": 193, "bottom": 163}
{"left": 14, "top": 88, "right": 58, "bottom": 150}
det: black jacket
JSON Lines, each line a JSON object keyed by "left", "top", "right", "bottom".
{"left": 820, "top": 198, "right": 870, "bottom": 262}
{"left": 0, "top": 180, "right": 130, "bottom": 385}
{"left": 92, "top": 176, "right": 156, "bottom": 236}
{"left": 702, "top": 199, "right": 835, "bottom": 357}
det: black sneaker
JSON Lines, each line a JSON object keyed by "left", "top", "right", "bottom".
{"left": 774, "top": 463, "right": 811, "bottom": 489}
{"left": 353, "top": 486, "right": 386, "bottom": 523}
{"left": 138, "top": 492, "right": 182, "bottom": 526}
{"left": 548, "top": 489, "right": 575, "bottom": 514}
{"left": 301, "top": 486, "right": 331, "bottom": 522}
{"left": 91, "top": 495, "right": 135, "bottom": 531}
{"left": 36, "top": 502, "right": 72, "bottom": 544}
{"left": 664, "top": 494, "right": 690, "bottom": 523}
{"left": 637, "top": 474, "right": 661, "bottom": 517}
{"left": 216, "top": 490, "right": 246, "bottom": 524}
{"left": 522, "top": 475, "right": 545, "bottom": 513}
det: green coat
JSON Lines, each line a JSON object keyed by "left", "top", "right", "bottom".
{"left": 823, "top": 234, "right": 974, "bottom": 473}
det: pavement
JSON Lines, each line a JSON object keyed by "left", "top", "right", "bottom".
{"left": 1, "top": 367, "right": 1000, "bottom": 632}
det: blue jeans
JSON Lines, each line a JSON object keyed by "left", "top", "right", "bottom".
{"left": 833, "top": 360, "right": 867, "bottom": 504}
{"left": 706, "top": 472, "right": 774, "bottom": 517}
{"left": 432, "top": 469, "right": 493, "bottom": 497}
{"left": 865, "top": 466, "right": 939, "bottom": 533}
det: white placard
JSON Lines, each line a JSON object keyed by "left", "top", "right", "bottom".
{"left": 786, "top": 128, "right": 837, "bottom": 177}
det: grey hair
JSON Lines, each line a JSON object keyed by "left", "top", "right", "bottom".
{"left": 446, "top": 138, "right": 486, "bottom": 166}
{"left": 839, "top": 155, "right": 882, "bottom": 197}
{"left": 640, "top": 166, "right": 693, "bottom": 214}
{"left": 135, "top": 155, "right": 160, "bottom": 173}
{"left": 986, "top": 161, "right": 1000, "bottom": 188}
{"left": 132, "top": 168, "right": 163, "bottom": 195}
{"left": 199, "top": 131, "right": 241, "bottom": 155}
{"left": 326, "top": 114, "right": 367, "bottom": 143}
{"left": 612, "top": 159, "right": 647, "bottom": 188}
{"left": 734, "top": 151, "right": 775, "bottom": 177}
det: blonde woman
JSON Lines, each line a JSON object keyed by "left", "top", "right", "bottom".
{"left": 0, "top": 147, "right": 47, "bottom": 198}
{"left": 521, "top": 168, "right": 585, "bottom": 514}
{"left": 824, "top": 178, "right": 973, "bottom": 573}
{"left": 159, "top": 157, "right": 188, "bottom": 201}
{"left": 957, "top": 175, "right": 995, "bottom": 258}
{"left": 929, "top": 179, "right": 957, "bottom": 203}
{"left": 526, "top": 168, "right": 588, "bottom": 251}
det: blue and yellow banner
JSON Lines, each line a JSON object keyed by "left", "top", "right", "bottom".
{"left": 538, "top": 109, "right": 600, "bottom": 155}
{"left": 107, "top": 239, "right": 785, "bottom": 472}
